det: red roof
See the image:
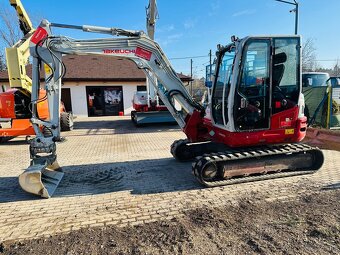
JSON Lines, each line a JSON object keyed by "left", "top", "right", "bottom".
{"left": 0, "top": 55, "right": 192, "bottom": 82}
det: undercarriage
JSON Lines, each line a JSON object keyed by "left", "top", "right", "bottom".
{"left": 171, "top": 140, "right": 324, "bottom": 188}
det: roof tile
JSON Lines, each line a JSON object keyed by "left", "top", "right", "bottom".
{"left": 0, "top": 55, "right": 192, "bottom": 82}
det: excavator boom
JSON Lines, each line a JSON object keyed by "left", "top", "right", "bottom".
{"left": 19, "top": 20, "right": 202, "bottom": 197}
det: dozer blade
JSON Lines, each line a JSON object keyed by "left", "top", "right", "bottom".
{"left": 19, "top": 161, "right": 64, "bottom": 198}
{"left": 131, "top": 110, "right": 177, "bottom": 126}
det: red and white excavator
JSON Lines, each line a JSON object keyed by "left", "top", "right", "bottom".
{"left": 18, "top": 19, "right": 324, "bottom": 198}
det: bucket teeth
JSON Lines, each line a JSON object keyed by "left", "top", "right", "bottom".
{"left": 46, "top": 160, "right": 61, "bottom": 171}
{"left": 19, "top": 161, "right": 64, "bottom": 198}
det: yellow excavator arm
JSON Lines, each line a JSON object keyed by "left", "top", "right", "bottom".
{"left": 5, "top": 0, "right": 35, "bottom": 92}
{"left": 9, "top": 0, "right": 33, "bottom": 34}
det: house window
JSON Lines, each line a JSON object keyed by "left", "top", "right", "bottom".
{"left": 137, "top": 85, "right": 147, "bottom": 91}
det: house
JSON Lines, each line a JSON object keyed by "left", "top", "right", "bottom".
{"left": 0, "top": 55, "right": 191, "bottom": 117}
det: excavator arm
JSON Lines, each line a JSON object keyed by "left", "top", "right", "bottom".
{"left": 146, "top": 0, "right": 158, "bottom": 41}
{"left": 5, "top": 0, "right": 35, "bottom": 91}
{"left": 144, "top": 0, "right": 158, "bottom": 108}
{"left": 9, "top": 0, "right": 33, "bottom": 35}
{"left": 19, "top": 19, "right": 204, "bottom": 198}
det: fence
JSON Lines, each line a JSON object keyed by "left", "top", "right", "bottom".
{"left": 304, "top": 86, "right": 340, "bottom": 129}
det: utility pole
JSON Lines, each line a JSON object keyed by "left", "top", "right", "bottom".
{"left": 209, "top": 49, "right": 212, "bottom": 81}
{"left": 145, "top": 0, "right": 158, "bottom": 107}
{"left": 190, "top": 59, "right": 193, "bottom": 96}
{"left": 275, "top": 0, "right": 299, "bottom": 35}
{"left": 294, "top": 2, "right": 299, "bottom": 35}
{"left": 208, "top": 49, "right": 212, "bottom": 100}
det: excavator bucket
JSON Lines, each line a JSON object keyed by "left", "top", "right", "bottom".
{"left": 19, "top": 161, "right": 64, "bottom": 198}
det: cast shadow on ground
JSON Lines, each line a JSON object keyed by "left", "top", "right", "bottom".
{"left": 0, "top": 139, "right": 29, "bottom": 146}
{"left": 322, "top": 182, "right": 340, "bottom": 190}
{"left": 0, "top": 119, "right": 180, "bottom": 144}
{"left": 0, "top": 157, "right": 202, "bottom": 203}
{"left": 70, "top": 119, "right": 180, "bottom": 136}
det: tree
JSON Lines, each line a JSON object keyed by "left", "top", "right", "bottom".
{"left": 0, "top": 3, "right": 23, "bottom": 70}
{"left": 0, "top": 51, "right": 6, "bottom": 71}
{"left": 302, "top": 38, "right": 317, "bottom": 72}
{"left": 0, "top": 4, "right": 21, "bottom": 48}
{"left": 333, "top": 62, "right": 340, "bottom": 76}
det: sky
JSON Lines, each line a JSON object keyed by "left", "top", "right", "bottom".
{"left": 1, "top": 0, "right": 339, "bottom": 77}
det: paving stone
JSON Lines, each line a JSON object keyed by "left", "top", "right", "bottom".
{"left": 0, "top": 116, "right": 339, "bottom": 242}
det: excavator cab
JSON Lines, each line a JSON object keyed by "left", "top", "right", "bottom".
{"left": 187, "top": 36, "right": 322, "bottom": 186}
{"left": 211, "top": 36, "right": 303, "bottom": 145}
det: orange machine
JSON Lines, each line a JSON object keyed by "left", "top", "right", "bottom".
{"left": 0, "top": 88, "right": 72, "bottom": 142}
{"left": 0, "top": 0, "right": 73, "bottom": 142}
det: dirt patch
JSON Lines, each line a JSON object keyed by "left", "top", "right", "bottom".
{"left": 305, "top": 127, "right": 340, "bottom": 151}
{"left": 2, "top": 189, "right": 340, "bottom": 255}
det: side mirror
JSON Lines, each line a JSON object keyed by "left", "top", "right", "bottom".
{"left": 231, "top": 35, "right": 239, "bottom": 42}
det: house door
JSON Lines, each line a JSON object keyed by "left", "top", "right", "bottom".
{"left": 61, "top": 88, "right": 72, "bottom": 112}
{"left": 86, "top": 86, "right": 124, "bottom": 117}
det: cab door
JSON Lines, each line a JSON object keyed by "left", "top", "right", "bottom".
{"left": 234, "top": 39, "right": 271, "bottom": 131}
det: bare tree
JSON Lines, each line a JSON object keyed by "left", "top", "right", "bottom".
{"left": 0, "top": 51, "right": 6, "bottom": 71}
{"left": 0, "top": 3, "right": 24, "bottom": 70}
{"left": 302, "top": 38, "right": 317, "bottom": 72}
{"left": 333, "top": 61, "right": 340, "bottom": 76}
{"left": 0, "top": 4, "right": 22, "bottom": 47}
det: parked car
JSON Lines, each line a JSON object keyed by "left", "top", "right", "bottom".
{"left": 302, "top": 72, "right": 330, "bottom": 87}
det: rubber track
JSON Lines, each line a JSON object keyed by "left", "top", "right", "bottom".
{"left": 192, "top": 143, "right": 324, "bottom": 188}
{"left": 170, "top": 139, "right": 189, "bottom": 161}
{"left": 170, "top": 139, "right": 187, "bottom": 155}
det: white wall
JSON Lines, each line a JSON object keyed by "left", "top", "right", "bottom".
{"left": 122, "top": 85, "right": 137, "bottom": 115}
{"left": 1, "top": 80, "right": 143, "bottom": 116}
{"left": 63, "top": 85, "right": 88, "bottom": 117}
{"left": 63, "top": 82, "right": 144, "bottom": 117}
{"left": 1, "top": 84, "right": 9, "bottom": 92}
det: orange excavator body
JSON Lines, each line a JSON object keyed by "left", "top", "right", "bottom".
{"left": 0, "top": 88, "right": 65, "bottom": 139}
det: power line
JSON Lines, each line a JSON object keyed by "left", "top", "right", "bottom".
{"left": 170, "top": 56, "right": 339, "bottom": 62}
{"left": 315, "top": 59, "right": 339, "bottom": 62}
{"left": 169, "top": 55, "right": 208, "bottom": 60}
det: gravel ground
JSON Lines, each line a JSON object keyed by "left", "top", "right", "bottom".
{"left": 2, "top": 188, "right": 339, "bottom": 255}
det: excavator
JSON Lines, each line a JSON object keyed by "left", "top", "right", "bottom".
{"left": 18, "top": 18, "right": 324, "bottom": 198}
{"left": 0, "top": 0, "right": 73, "bottom": 143}
{"left": 131, "top": 0, "right": 177, "bottom": 126}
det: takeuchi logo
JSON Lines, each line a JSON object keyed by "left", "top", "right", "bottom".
{"left": 103, "top": 49, "right": 136, "bottom": 54}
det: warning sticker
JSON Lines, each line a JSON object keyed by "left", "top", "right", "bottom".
{"left": 135, "top": 47, "right": 152, "bottom": 61}
{"left": 44, "top": 64, "right": 52, "bottom": 76}
{"left": 285, "top": 129, "right": 294, "bottom": 135}
{"left": 31, "top": 27, "right": 48, "bottom": 45}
